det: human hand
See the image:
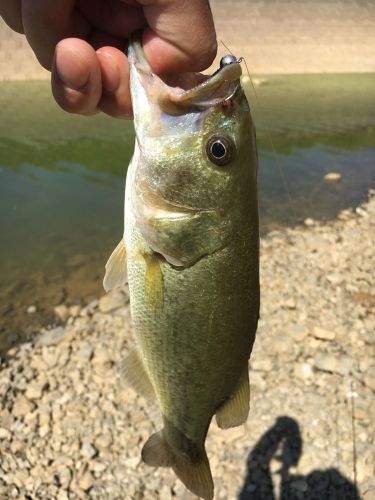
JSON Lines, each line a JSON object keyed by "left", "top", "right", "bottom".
{"left": 0, "top": 0, "right": 217, "bottom": 117}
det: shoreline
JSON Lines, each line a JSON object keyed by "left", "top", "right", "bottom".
{"left": 1, "top": 0, "right": 375, "bottom": 81}
{"left": 0, "top": 190, "right": 374, "bottom": 498}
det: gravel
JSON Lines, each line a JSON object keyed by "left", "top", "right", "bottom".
{"left": 0, "top": 193, "right": 374, "bottom": 499}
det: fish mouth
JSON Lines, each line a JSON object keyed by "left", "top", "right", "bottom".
{"left": 128, "top": 33, "right": 242, "bottom": 115}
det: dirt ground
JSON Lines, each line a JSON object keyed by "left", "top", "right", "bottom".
{"left": 1, "top": 0, "right": 374, "bottom": 81}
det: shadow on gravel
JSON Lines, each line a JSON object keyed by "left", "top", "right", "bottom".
{"left": 239, "top": 416, "right": 360, "bottom": 500}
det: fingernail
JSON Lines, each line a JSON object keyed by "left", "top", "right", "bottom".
{"left": 55, "top": 46, "right": 89, "bottom": 91}
{"left": 97, "top": 51, "right": 120, "bottom": 94}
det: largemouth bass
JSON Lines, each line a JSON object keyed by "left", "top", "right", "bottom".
{"left": 104, "top": 36, "right": 259, "bottom": 500}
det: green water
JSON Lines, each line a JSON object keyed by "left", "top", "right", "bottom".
{"left": 0, "top": 74, "right": 374, "bottom": 348}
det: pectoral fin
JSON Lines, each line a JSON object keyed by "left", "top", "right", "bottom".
{"left": 120, "top": 348, "right": 155, "bottom": 400}
{"left": 216, "top": 365, "right": 250, "bottom": 429}
{"left": 103, "top": 239, "right": 128, "bottom": 292}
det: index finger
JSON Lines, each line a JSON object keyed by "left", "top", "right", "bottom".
{"left": 22, "top": 0, "right": 80, "bottom": 69}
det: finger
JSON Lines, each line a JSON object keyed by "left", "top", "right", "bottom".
{"left": 22, "top": 0, "right": 88, "bottom": 69}
{"left": 0, "top": 0, "right": 23, "bottom": 33}
{"left": 51, "top": 38, "right": 102, "bottom": 115}
{"left": 140, "top": 0, "right": 217, "bottom": 73}
{"left": 97, "top": 47, "right": 132, "bottom": 118}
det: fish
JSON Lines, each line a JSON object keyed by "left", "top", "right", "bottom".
{"left": 103, "top": 35, "right": 260, "bottom": 500}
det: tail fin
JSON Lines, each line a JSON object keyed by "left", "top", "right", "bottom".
{"left": 142, "top": 431, "right": 214, "bottom": 500}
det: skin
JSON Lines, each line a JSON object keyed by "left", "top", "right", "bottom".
{"left": 0, "top": 0, "right": 217, "bottom": 117}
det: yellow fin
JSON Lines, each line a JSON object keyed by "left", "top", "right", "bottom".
{"left": 103, "top": 239, "right": 128, "bottom": 292}
{"left": 144, "top": 253, "right": 164, "bottom": 310}
{"left": 216, "top": 365, "right": 250, "bottom": 429}
{"left": 120, "top": 348, "right": 155, "bottom": 400}
{"left": 142, "top": 431, "right": 214, "bottom": 500}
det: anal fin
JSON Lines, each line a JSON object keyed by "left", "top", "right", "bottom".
{"left": 120, "top": 348, "right": 155, "bottom": 400}
{"left": 103, "top": 239, "right": 128, "bottom": 292}
{"left": 216, "top": 364, "right": 250, "bottom": 429}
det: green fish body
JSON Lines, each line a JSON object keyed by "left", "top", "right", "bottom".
{"left": 104, "top": 37, "right": 259, "bottom": 500}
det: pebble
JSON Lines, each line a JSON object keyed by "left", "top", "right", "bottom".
{"left": 304, "top": 217, "right": 315, "bottom": 227}
{"left": 0, "top": 427, "right": 12, "bottom": 439}
{"left": 80, "top": 442, "right": 97, "bottom": 459}
{"left": 324, "top": 172, "right": 342, "bottom": 182}
{"left": 69, "top": 305, "right": 81, "bottom": 317}
{"left": 312, "top": 326, "right": 336, "bottom": 341}
{"left": 0, "top": 195, "right": 374, "bottom": 499}
{"left": 38, "top": 326, "right": 67, "bottom": 347}
{"left": 294, "top": 362, "right": 314, "bottom": 381}
{"left": 95, "top": 433, "right": 112, "bottom": 449}
{"left": 77, "top": 471, "right": 95, "bottom": 491}
{"left": 25, "top": 380, "right": 47, "bottom": 400}
{"left": 313, "top": 353, "right": 337, "bottom": 373}
{"left": 27, "top": 305, "right": 37, "bottom": 314}
{"left": 12, "top": 396, "right": 35, "bottom": 418}
{"left": 54, "top": 305, "right": 70, "bottom": 322}
{"left": 98, "top": 290, "right": 125, "bottom": 313}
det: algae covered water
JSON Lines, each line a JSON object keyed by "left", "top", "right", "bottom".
{"left": 0, "top": 74, "right": 374, "bottom": 346}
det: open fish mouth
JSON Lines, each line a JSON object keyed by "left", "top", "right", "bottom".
{"left": 129, "top": 34, "right": 243, "bottom": 115}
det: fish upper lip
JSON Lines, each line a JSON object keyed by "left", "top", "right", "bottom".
{"left": 129, "top": 34, "right": 242, "bottom": 110}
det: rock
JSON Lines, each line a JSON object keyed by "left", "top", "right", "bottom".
{"left": 77, "top": 471, "right": 95, "bottom": 491}
{"left": 0, "top": 427, "right": 11, "bottom": 440}
{"left": 58, "top": 467, "right": 72, "bottom": 488}
{"left": 289, "top": 323, "right": 308, "bottom": 341}
{"left": 80, "top": 442, "right": 97, "bottom": 459}
{"left": 54, "top": 305, "right": 70, "bottom": 322}
{"left": 95, "top": 433, "right": 112, "bottom": 449}
{"left": 304, "top": 217, "right": 315, "bottom": 227}
{"left": 251, "top": 358, "right": 273, "bottom": 372}
{"left": 57, "top": 490, "right": 70, "bottom": 500}
{"left": 39, "top": 423, "right": 50, "bottom": 438}
{"left": 312, "top": 326, "right": 336, "bottom": 341}
{"left": 294, "top": 362, "right": 314, "bottom": 381}
{"left": 25, "top": 380, "right": 47, "bottom": 400}
{"left": 124, "top": 456, "right": 139, "bottom": 469}
{"left": 335, "top": 354, "right": 354, "bottom": 375}
{"left": 283, "top": 297, "right": 296, "bottom": 309}
{"left": 27, "top": 305, "right": 37, "bottom": 314}
{"left": 313, "top": 353, "right": 337, "bottom": 372}
{"left": 38, "top": 326, "right": 67, "bottom": 346}
{"left": 326, "top": 273, "right": 344, "bottom": 285}
{"left": 76, "top": 343, "right": 94, "bottom": 362}
{"left": 69, "top": 305, "right": 81, "bottom": 317}
{"left": 324, "top": 172, "right": 342, "bottom": 182}
{"left": 363, "top": 368, "right": 375, "bottom": 391}
{"left": 98, "top": 290, "right": 125, "bottom": 313}
{"left": 12, "top": 396, "right": 35, "bottom": 418}
{"left": 10, "top": 440, "right": 25, "bottom": 454}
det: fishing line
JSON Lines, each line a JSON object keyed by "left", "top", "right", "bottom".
{"left": 349, "top": 380, "right": 358, "bottom": 493}
{"left": 220, "top": 41, "right": 297, "bottom": 220}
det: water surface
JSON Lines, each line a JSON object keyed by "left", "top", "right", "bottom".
{"left": 1, "top": 74, "right": 374, "bottom": 348}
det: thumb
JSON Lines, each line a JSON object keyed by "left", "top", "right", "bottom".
{"left": 140, "top": 0, "right": 217, "bottom": 74}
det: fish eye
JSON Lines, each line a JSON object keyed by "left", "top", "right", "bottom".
{"left": 206, "top": 135, "right": 235, "bottom": 167}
